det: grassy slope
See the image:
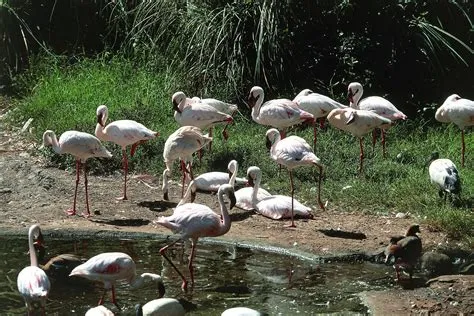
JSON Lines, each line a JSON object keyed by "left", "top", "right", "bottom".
{"left": 7, "top": 56, "right": 473, "bottom": 245}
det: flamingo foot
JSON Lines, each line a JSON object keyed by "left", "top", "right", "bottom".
{"left": 65, "top": 209, "right": 77, "bottom": 216}
{"left": 181, "top": 280, "right": 188, "bottom": 291}
{"left": 81, "top": 212, "right": 92, "bottom": 219}
{"left": 116, "top": 196, "right": 128, "bottom": 201}
{"left": 318, "top": 202, "right": 326, "bottom": 211}
{"left": 284, "top": 223, "right": 297, "bottom": 228}
{"left": 223, "top": 130, "right": 229, "bottom": 141}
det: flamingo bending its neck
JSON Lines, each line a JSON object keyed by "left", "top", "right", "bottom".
{"left": 95, "top": 105, "right": 159, "bottom": 200}
{"left": 41, "top": 130, "right": 112, "bottom": 217}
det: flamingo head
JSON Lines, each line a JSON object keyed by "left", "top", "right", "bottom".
{"left": 172, "top": 91, "right": 186, "bottom": 114}
{"left": 247, "top": 86, "right": 263, "bottom": 109}
{"left": 96, "top": 105, "right": 109, "bottom": 127}
{"left": 347, "top": 82, "right": 363, "bottom": 104}
{"left": 265, "top": 128, "right": 279, "bottom": 151}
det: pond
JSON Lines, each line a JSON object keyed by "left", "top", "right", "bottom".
{"left": 0, "top": 234, "right": 394, "bottom": 315}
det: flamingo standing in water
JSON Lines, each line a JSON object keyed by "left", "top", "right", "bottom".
{"left": 41, "top": 130, "right": 112, "bottom": 217}
{"left": 327, "top": 108, "right": 392, "bottom": 173}
{"left": 247, "top": 166, "right": 313, "bottom": 221}
{"left": 435, "top": 94, "right": 474, "bottom": 167}
{"left": 293, "top": 88, "right": 346, "bottom": 147}
{"left": 162, "top": 126, "right": 212, "bottom": 201}
{"left": 179, "top": 159, "right": 246, "bottom": 205}
{"left": 155, "top": 184, "right": 236, "bottom": 290}
{"left": 247, "top": 86, "right": 314, "bottom": 139}
{"left": 69, "top": 252, "right": 165, "bottom": 307}
{"left": 17, "top": 224, "right": 50, "bottom": 316}
{"left": 265, "top": 129, "right": 324, "bottom": 227}
{"left": 348, "top": 82, "right": 407, "bottom": 157}
{"left": 95, "top": 105, "right": 159, "bottom": 200}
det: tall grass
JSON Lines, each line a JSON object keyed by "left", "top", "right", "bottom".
{"left": 6, "top": 55, "right": 474, "bottom": 246}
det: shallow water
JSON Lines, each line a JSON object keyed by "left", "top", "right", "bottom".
{"left": 0, "top": 235, "right": 394, "bottom": 315}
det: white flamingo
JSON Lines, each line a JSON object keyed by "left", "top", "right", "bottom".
{"left": 348, "top": 82, "right": 407, "bottom": 157}
{"left": 155, "top": 184, "right": 235, "bottom": 290}
{"left": 17, "top": 224, "right": 50, "bottom": 316}
{"left": 247, "top": 166, "right": 312, "bottom": 221}
{"left": 191, "top": 96, "right": 238, "bottom": 116}
{"left": 293, "top": 88, "right": 346, "bottom": 147}
{"left": 247, "top": 86, "right": 314, "bottom": 138}
{"left": 162, "top": 126, "right": 212, "bottom": 201}
{"left": 95, "top": 105, "right": 159, "bottom": 200}
{"left": 426, "top": 152, "right": 461, "bottom": 202}
{"left": 41, "top": 130, "right": 112, "bottom": 217}
{"left": 221, "top": 307, "right": 263, "bottom": 316}
{"left": 85, "top": 305, "right": 115, "bottom": 316}
{"left": 179, "top": 159, "right": 246, "bottom": 205}
{"left": 327, "top": 108, "right": 392, "bottom": 173}
{"left": 266, "top": 128, "right": 324, "bottom": 227}
{"left": 135, "top": 298, "right": 185, "bottom": 316}
{"left": 69, "top": 252, "right": 165, "bottom": 307}
{"left": 234, "top": 166, "right": 272, "bottom": 211}
{"left": 435, "top": 94, "right": 474, "bottom": 167}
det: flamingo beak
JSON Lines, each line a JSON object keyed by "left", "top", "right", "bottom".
{"left": 247, "top": 93, "right": 258, "bottom": 109}
{"left": 265, "top": 136, "right": 272, "bottom": 151}
{"left": 247, "top": 176, "right": 255, "bottom": 188}
{"left": 229, "top": 193, "right": 236, "bottom": 209}
{"left": 347, "top": 89, "right": 354, "bottom": 103}
{"left": 97, "top": 113, "right": 105, "bottom": 127}
{"left": 157, "top": 279, "right": 166, "bottom": 298}
{"left": 173, "top": 99, "right": 182, "bottom": 113}
{"left": 345, "top": 110, "right": 356, "bottom": 125}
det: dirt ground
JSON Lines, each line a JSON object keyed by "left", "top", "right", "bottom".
{"left": 0, "top": 98, "right": 473, "bottom": 315}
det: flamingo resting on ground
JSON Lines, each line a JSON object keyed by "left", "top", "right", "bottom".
{"left": 135, "top": 298, "right": 186, "bottom": 316}
{"left": 162, "top": 126, "right": 213, "bottom": 201}
{"left": 348, "top": 82, "right": 407, "bottom": 157}
{"left": 179, "top": 159, "right": 246, "bottom": 205}
{"left": 95, "top": 105, "right": 159, "bottom": 200}
{"left": 234, "top": 166, "right": 272, "bottom": 211}
{"left": 327, "top": 108, "right": 392, "bottom": 173}
{"left": 385, "top": 224, "right": 422, "bottom": 282}
{"left": 247, "top": 166, "right": 313, "bottom": 221}
{"left": 41, "top": 130, "right": 112, "bottom": 217}
{"left": 247, "top": 86, "right": 314, "bottom": 139}
{"left": 426, "top": 152, "right": 461, "bottom": 203}
{"left": 265, "top": 128, "right": 324, "bottom": 227}
{"left": 155, "top": 184, "right": 236, "bottom": 290}
{"left": 69, "top": 252, "right": 165, "bottom": 307}
{"left": 293, "top": 88, "right": 346, "bottom": 148}
{"left": 435, "top": 94, "right": 474, "bottom": 167}
{"left": 17, "top": 224, "right": 51, "bottom": 316}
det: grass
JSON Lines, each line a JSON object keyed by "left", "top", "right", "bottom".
{"left": 6, "top": 55, "right": 474, "bottom": 246}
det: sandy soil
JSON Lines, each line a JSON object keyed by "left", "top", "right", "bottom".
{"left": 0, "top": 97, "right": 472, "bottom": 315}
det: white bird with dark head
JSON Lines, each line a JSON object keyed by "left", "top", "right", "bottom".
{"left": 155, "top": 184, "right": 236, "bottom": 290}
{"left": 222, "top": 306, "right": 263, "bottom": 316}
{"left": 347, "top": 82, "right": 407, "bottom": 157}
{"left": 426, "top": 152, "right": 461, "bottom": 203}
{"left": 435, "top": 94, "right": 474, "bottom": 167}
{"left": 135, "top": 298, "right": 185, "bottom": 316}
{"left": 41, "top": 130, "right": 112, "bottom": 217}
{"left": 17, "top": 224, "right": 50, "bottom": 316}
{"left": 85, "top": 305, "right": 115, "bottom": 316}
{"left": 95, "top": 104, "right": 159, "bottom": 200}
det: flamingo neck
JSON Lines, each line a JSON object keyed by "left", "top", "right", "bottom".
{"left": 350, "top": 91, "right": 362, "bottom": 109}
{"left": 28, "top": 227, "right": 38, "bottom": 267}
{"left": 218, "top": 190, "right": 231, "bottom": 235}
{"left": 250, "top": 173, "right": 262, "bottom": 206}
{"left": 95, "top": 123, "right": 108, "bottom": 141}
{"left": 48, "top": 133, "right": 63, "bottom": 155}
{"left": 229, "top": 168, "right": 237, "bottom": 187}
{"left": 129, "top": 272, "right": 162, "bottom": 289}
{"left": 251, "top": 92, "right": 264, "bottom": 121}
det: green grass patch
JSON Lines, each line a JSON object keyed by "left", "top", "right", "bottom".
{"left": 6, "top": 55, "right": 474, "bottom": 246}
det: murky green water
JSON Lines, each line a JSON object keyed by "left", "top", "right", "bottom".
{"left": 0, "top": 235, "right": 394, "bottom": 315}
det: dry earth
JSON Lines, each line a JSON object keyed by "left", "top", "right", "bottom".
{"left": 0, "top": 96, "right": 473, "bottom": 315}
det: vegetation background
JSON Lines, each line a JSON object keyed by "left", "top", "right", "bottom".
{"left": 0, "top": 0, "right": 473, "bottom": 244}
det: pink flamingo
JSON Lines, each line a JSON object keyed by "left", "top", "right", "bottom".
{"left": 162, "top": 126, "right": 213, "bottom": 201}
{"left": 248, "top": 86, "right": 314, "bottom": 139}
{"left": 435, "top": 94, "right": 474, "bottom": 167}
{"left": 348, "top": 82, "right": 407, "bottom": 157}
{"left": 17, "top": 224, "right": 50, "bottom": 316}
{"left": 155, "top": 184, "right": 236, "bottom": 290}
{"left": 95, "top": 105, "right": 159, "bottom": 200}
{"left": 234, "top": 166, "right": 272, "bottom": 211}
{"left": 191, "top": 96, "right": 238, "bottom": 116}
{"left": 41, "top": 130, "right": 112, "bottom": 217}
{"left": 265, "top": 128, "right": 325, "bottom": 227}
{"left": 69, "top": 252, "right": 165, "bottom": 307}
{"left": 327, "top": 108, "right": 392, "bottom": 173}
{"left": 293, "top": 88, "right": 347, "bottom": 147}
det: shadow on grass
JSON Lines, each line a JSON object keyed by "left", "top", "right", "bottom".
{"left": 229, "top": 209, "right": 256, "bottom": 222}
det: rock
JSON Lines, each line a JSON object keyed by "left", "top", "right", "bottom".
{"left": 421, "top": 252, "right": 453, "bottom": 278}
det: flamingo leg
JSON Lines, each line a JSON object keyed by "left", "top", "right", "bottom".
{"left": 117, "top": 148, "right": 128, "bottom": 200}
{"left": 180, "top": 160, "right": 187, "bottom": 198}
{"left": 371, "top": 129, "right": 377, "bottom": 154}
{"left": 208, "top": 127, "right": 213, "bottom": 151}
{"left": 82, "top": 162, "right": 91, "bottom": 218}
{"left": 461, "top": 129, "right": 465, "bottom": 168}
{"left": 319, "top": 117, "right": 326, "bottom": 129}
{"left": 159, "top": 239, "right": 189, "bottom": 291}
{"left": 313, "top": 120, "right": 317, "bottom": 149}
{"left": 358, "top": 138, "right": 365, "bottom": 174}
{"left": 222, "top": 123, "right": 230, "bottom": 141}
{"left": 188, "top": 240, "right": 197, "bottom": 286}
{"left": 285, "top": 170, "right": 296, "bottom": 228}
{"left": 130, "top": 140, "right": 146, "bottom": 157}
{"left": 111, "top": 285, "right": 119, "bottom": 308}
{"left": 381, "top": 129, "right": 387, "bottom": 158}
{"left": 98, "top": 288, "right": 106, "bottom": 305}
{"left": 66, "top": 159, "right": 81, "bottom": 216}
{"left": 317, "top": 166, "right": 325, "bottom": 211}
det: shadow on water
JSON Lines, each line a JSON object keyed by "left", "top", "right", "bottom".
{"left": 137, "top": 200, "right": 177, "bottom": 212}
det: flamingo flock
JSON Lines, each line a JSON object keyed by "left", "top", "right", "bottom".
{"left": 27, "top": 86, "right": 471, "bottom": 314}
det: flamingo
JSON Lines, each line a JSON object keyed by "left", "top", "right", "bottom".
{"left": 41, "top": 130, "right": 112, "bottom": 217}
{"left": 191, "top": 96, "right": 238, "bottom": 116}
{"left": 247, "top": 86, "right": 314, "bottom": 139}
{"left": 348, "top": 82, "right": 407, "bottom": 157}
{"left": 247, "top": 166, "right": 313, "bottom": 221}
{"left": 221, "top": 307, "right": 263, "bottom": 316}
{"left": 172, "top": 91, "right": 233, "bottom": 153}
{"left": 435, "top": 94, "right": 474, "bottom": 167}
{"left": 135, "top": 298, "right": 185, "bottom": 316}
{"left": 293, "top": 88, "right": 347, "bottom": 147}
{"left": 179, "top": 159, "right": 246, "bottom": 205}
{"left": 234, "top": 166, "right": 272, "bottom": 211}
{"left": 426, "top": 152, "right": 461, "bottom": 202}
{"left": 155, "top": 184, "right": 236, "bottom": 290}
{"left": 265, "top": 128, "right": 324, "bottom": 227}
{"left": 17, "top": 224, "right": 50, "bottom": 316}
{"left": 69, "top": 252, "right": 165, "bottom": 307}
{"left": 162, "top": 126, "right": 212, "bottom": 201}
{"left": 385, "top": 224, "right": 422, "bottom": 282}
{"left": 85, "top": 305, "right": 115, "bottom": 316}
{"left": 95, "top": 105, "right": 159, "bottom": 200}
{"left": 327, "top": 108, "right": 392, "bottom": 173}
